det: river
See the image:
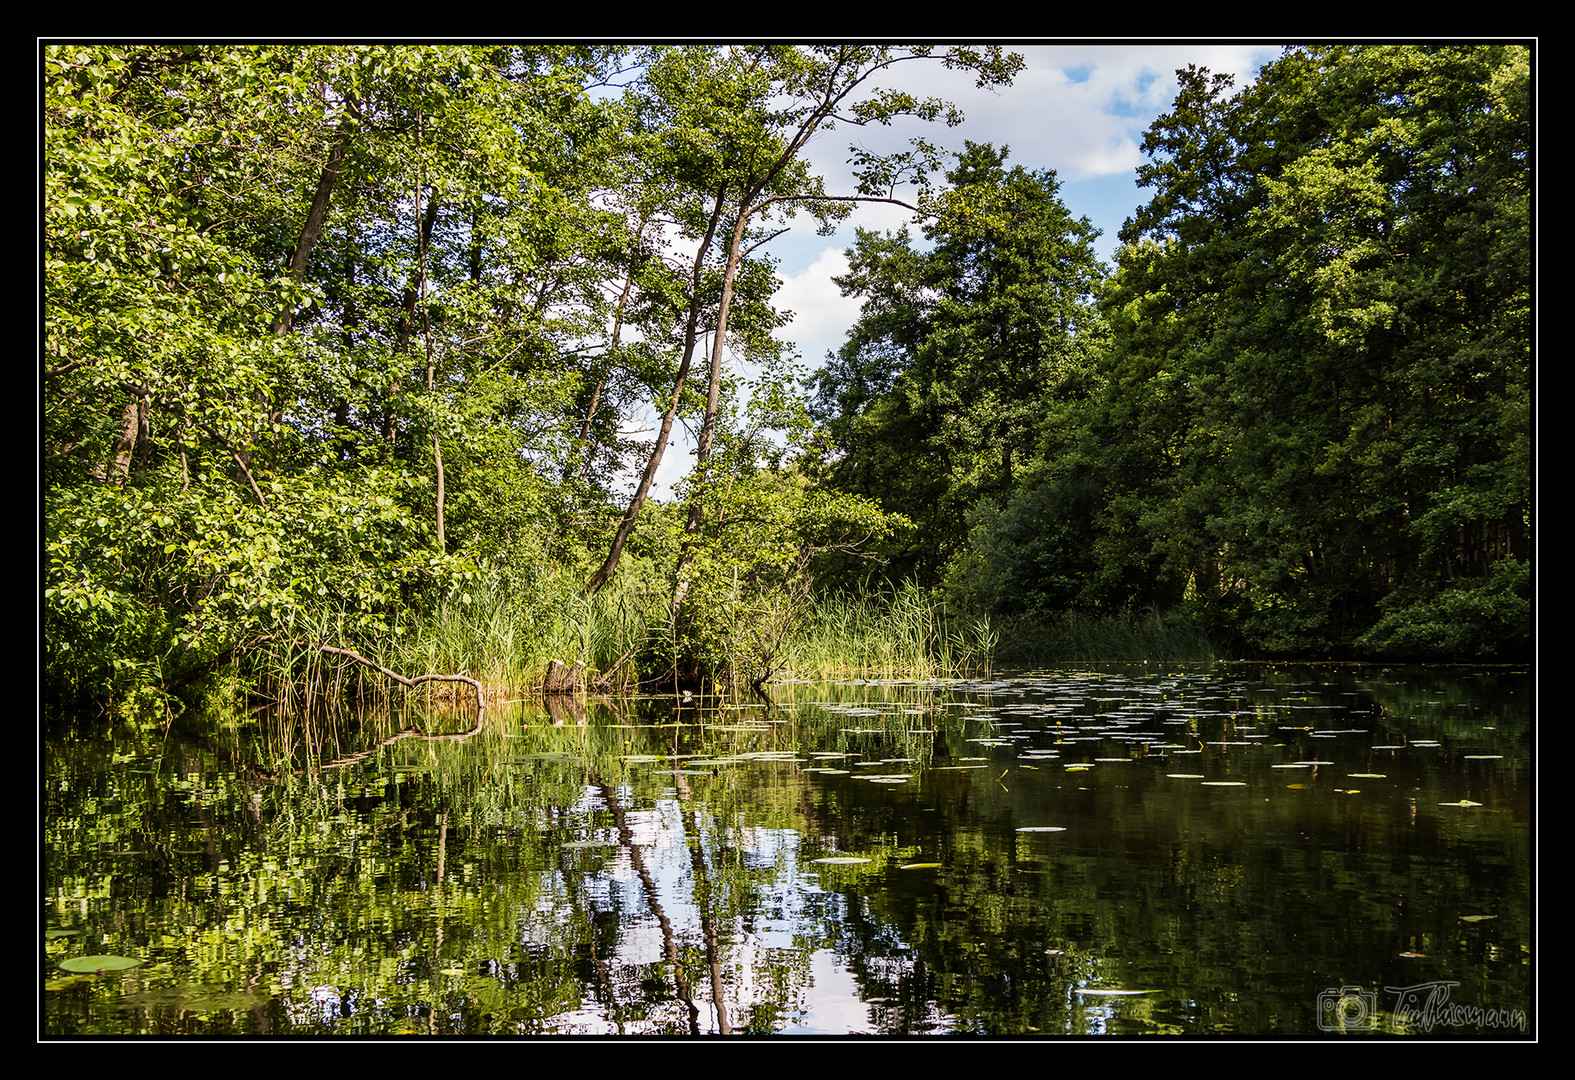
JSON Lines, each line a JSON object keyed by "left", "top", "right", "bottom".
{"left": 43, "top": 662, "right": 1532, "bottom": 1036}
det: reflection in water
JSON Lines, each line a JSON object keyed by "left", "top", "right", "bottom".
{"left": 43, "top": 664, "right": 1532, "bottom": 1036}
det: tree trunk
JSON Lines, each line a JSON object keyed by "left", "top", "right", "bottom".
{"left": 668, "top": 207, "right": 750, "bottom": 623}
{"left": 102, "top": 394, "right": 145, "bottom": 485}
{"left": 587, "top": 184, "right": 730, "bottom": 595}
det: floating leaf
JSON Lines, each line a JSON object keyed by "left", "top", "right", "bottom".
{"left": 1348, "top": 773, "right": 1386, "bottom": 779}
{"left": 1460, "top": 914, "right": 1496, "bottom": 922}
{"left": 1076, "top": 988, "right": 1153, "bottom": 996}
{"left": 58, "top": 955, "right": 141, "bottom": 973}
{"left": 1168, "top": 774, "right": 1205, "bottom": 779}
{"left": 1441, "top": 800, "right": 1483, "bottom": 807}
{"left": 1202, "top": 781, "right": 1247, "bottom": 787}
{"left": 1017, "top": 826, "right": 1067, "bottom": 833}
{"left": 813, "top": 857, "right": 871, "bottom": 865}
{"left": 899, "top": 863, "right": 942, "bottom": 870}
{"left": 1464, "top": 755, "right": 1503, "bottom": 760}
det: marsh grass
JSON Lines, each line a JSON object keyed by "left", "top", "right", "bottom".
{"left": 247, "top": 568, "right": 670, "bottom": 715}
{"left": 242, "top": 572, "right": 1215, "bottom": 719}
{"left": 783, "top": 582, "right": 997, "bottom": 680}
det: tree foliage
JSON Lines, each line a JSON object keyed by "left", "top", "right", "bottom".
{"left": 812, "top": 45, "right": 1530, "bottom": 660}
{"left": 811, "top": 143, "right": 1105, "bottom": 584}
{"left": 43, "top": 43, "right": 1022, "bottom": 703}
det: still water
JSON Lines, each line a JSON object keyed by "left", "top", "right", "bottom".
{"left": 43, "top": 663, "right": 1532, "bottom": 1037}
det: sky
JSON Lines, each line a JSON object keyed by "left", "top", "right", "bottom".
{"left": 642, "top": 43, "right": 1286, "bottom": 498}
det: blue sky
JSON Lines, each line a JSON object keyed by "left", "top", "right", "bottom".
{"left": 646, "top": 43, "right": 1286, "bottom": 497}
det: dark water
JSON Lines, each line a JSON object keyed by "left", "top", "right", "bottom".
{"left": 42, "top": 663, "right": 1533, "bottom": 1037}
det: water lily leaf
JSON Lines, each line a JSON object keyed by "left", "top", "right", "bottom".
{"left": 1076, "top": 988, "right": 1154, "bottom": 996}
{"left": 1348, "top": 773, "right": 1386, "bottom": 778}
{"left": 899, "top": 863, "right": 942, "bottom": 870}
{"left": 1017, "top": 826, "right": 1067, "bottom": 833}
{"left": 1441, "top": 800, "right": 1483, "bottom": 807}
{"left": 813, "top": 857, "right": 871, "bottom": 865}
{"left": 59, "top": 955, "right": 141, "bottom": 973}
{"left": 1460, "top": 914, "right": 1496, "bottom": 922}
{"left": 1202, "top": 781, "right": 1247, "bottom": 787}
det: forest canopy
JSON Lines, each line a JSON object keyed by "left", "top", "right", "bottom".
{"left": 42, "top": 44, "right": 1531, "bottom": 711}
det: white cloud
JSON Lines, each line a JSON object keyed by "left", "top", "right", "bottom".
{"left": 772, "top": 245, "right": 858, "bottom": 365}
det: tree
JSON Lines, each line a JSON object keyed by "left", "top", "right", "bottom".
{"left": 588, "top": 46, "right": 1025, "bottom": 604}
{"left": 1088, "top": 45, "right": 1531, "bottom": 655}
{"left": 811, "top": 144, "right": 1105, "bottom": 586}
{"left": 43, "top": 44, "right": 648, "bottom": 703}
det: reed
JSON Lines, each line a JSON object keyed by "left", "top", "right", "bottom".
{"left": 782, "top": 582, "right": 997, "bottom": 680}
{"left": 244, "top": 567, "right": 672, "bottom": 714}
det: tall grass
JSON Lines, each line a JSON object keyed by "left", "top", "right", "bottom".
{"left": 782, "top": 582, "right": 997, "bottom": 680}
{"left": 244, "top": 573, "right": 1217, "bottom": 717}
{"left": 249, "top": 567, "right": 671, "bottom": 713}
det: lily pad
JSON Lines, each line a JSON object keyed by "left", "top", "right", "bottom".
{"left": 813, "top": 857, "right": 871, "bottom": 865}
{"left": 58, "top": 955, "right": 141, "bottom": 973}
{"left": 898, "top": 862, "right": 943, "bottom": 870}
{"left": 1076, "top": 988, "right": 1154, "bottom": 996}
{"left": 1017, "top": 826, "right": 1067, "bottom": 833}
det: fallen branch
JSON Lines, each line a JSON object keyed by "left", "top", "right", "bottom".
{"left": 314, "top": 644, "right": 485, "bottom": 720}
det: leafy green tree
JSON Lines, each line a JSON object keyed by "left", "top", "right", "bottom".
{"left": 812, "top": 144, "right": 1105, "bottom": 585}
{"left": 43, "top": 45, "right": 650, "bottom": 703}
{"left": 1088, "top": 45, "right": 1530, "bottom": 656}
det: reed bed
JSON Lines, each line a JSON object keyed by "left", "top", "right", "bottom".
{"left": 782, "top": 583, "right": 998, "bottom": 681}
{"left": 242, "top": 574, "right": 1216, "bottom": 718}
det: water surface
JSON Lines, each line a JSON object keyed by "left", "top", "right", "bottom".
{"left": 43, "top": 663, "right": 1532, "bottom": 1036}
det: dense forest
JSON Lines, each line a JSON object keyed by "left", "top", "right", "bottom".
{"left": 43, "top": 44, "right": 1532, "bottom": 714}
